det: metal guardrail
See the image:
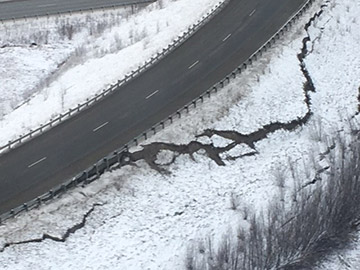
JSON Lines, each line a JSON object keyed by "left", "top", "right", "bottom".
{"left": 0, "top": 0, "right": 157, "bottom": 22}
{"left": 0, "top": 0, "right": 315, "bottom": 223}
{"left": 0, "top": 0, "right": 230, "bottom": 155}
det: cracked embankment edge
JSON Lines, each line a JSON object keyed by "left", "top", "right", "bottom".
{"left": 121, "top": 7, "right": 321, "bottom": 174}
{"left": 0, "top": 203, "right": 103, "bottom": 253}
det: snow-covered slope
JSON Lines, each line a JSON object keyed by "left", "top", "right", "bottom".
{"left": 0, "top": 0, "right": 221, "bottom": 145}
{"left": 0, "top": 0, "right": 359, "bottom": 269}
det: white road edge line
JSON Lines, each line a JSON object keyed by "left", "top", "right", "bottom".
{"left": 146, "top": 90, "right": 159, "bottom": 100}
{"left": 249, "top": 9, "right": 256, "bottom": 17}
{"left": 93, "top": 122, "right": 109, "bottom": 132}
{"left": 188, "top": 60, "right": 199, "bottom": 70}
{"left": 38, "top": 3, "right": 56, "bottom": 7}
{"left": 223, "top": 33, "right": 232, "bottom": 42}
{"left": 28, "top": 157, "right": 47, "bottom": 168}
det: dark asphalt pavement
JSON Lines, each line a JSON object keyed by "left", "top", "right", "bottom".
{"left": 0, "top": 0, "right": 307, "bottom": 214}
{"left": 0, "top": 0, "right": 154, "bottom": 20}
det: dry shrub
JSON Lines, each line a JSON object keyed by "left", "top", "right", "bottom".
{"left": 186, "top": 127, "right": 360, "bottom": 270}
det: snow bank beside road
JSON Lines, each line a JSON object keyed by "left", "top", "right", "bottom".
{"left": 0, "top": 0, "right": 221, "bottom": 146}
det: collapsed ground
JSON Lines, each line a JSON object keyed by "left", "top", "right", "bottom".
{"left": 0, "top": 0, "right": 359, "bottom": 269}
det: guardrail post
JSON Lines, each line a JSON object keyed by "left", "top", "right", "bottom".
{"left": 161, "top": 121, "right": 165, "bottom": 129}
{"left": 169, "top": 116, "right": 173, "bottom": 124}
{"left": 71, "top": 177, "right": 77, "bottom": 187}
{"left": 193, "top": 100, "right": 197, "bottom": 108}
{"left": 134, "top": 138, "right": 138, "bottom": 146}
{"left": 83, "top": 170, "right": 88, "bottom": 184}
{"left": 114, "top": 151, "right": 120, "bottom": 164}
{"left": 104, "top": 158, "right": 109, "bottom": 170}
{"left": 263, "top": 44, "right": 267, "bottom": 53}
{"left": 152, "top": 127, "right": 156, "bottom": 135}
{"left": 37, "top": 197, "right": 41, "bottom": 206}
{"left": 23, "top": 203, "right": 28, "bottom": 211}
{"left": 95, "top": 164, "right": 99, "bottom": 177}
{"left": 213, "top": 86, "right": 217, "bottom": 93}
{"left": 177, "top": 111, "right": 181, "bottom": 118}
{"left": 206, "top": 90, "right": 211, "bottom": 98}
{"left": 143, "top": 132, "right": 147, "bottom": 140}
{"left": 185, "top": 106, "right": 189, "bottom": 113}
{"left": 50, "top": 189, "right": 54, "bottom": 199}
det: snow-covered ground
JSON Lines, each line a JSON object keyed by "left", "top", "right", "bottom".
{"left": 0, "top": 0, "right": 359, "bottom": 269}
{"left": 0, "top": 0, "right": 221, "bottom": 145}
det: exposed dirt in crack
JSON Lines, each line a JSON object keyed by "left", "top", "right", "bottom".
{"left": 122, "top": 7, "right": 323, "bottom": 174}
{"left": 357, "top": 86, "right": 360, "bottom": 114}
{"left": 0, "top": 203, "right": 103, "bottom": 253}
{"left": 0, "top": 43, "right": 35, "bottom": 49}
{"left": 124, "top": 141, "right": 235, "bottom": 174}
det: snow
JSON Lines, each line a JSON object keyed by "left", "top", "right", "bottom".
{"left": 0, "top": 0, "right": 222, "bottom": 146}
{"left": 0, "top": 0, "right": 360, "bottom": 269}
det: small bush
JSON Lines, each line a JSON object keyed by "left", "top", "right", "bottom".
{"left": 186, "top": 126, "right": 360, "bottom": 270}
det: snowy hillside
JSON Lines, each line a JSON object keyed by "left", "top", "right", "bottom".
{"left": 0, "top": 0, "right": 221, "bottom": 145}
{"left": 0, "top": 0, "right": 359, "bottom": 269}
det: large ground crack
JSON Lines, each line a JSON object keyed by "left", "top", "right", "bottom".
{"left": 125, "top": 142, "right": 234, "bottom": 174}
{"left": 122, "top": 7, "right": 325, "bottom": 174}
{"left": 0, "top": 203, "right": 102, "bottom": 253}
{"left": 125, "top": 111, "right": 311, "bottom": 173}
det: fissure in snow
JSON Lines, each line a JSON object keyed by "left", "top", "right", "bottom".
{"left": 0, "top": 203, "right": 103, "bottom": 253}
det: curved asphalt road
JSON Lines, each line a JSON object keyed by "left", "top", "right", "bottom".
{"left": 0, "top": 0, "right": 154, "bottom": 21}
{"left": 0, "top": 0, "right": 307, "bottom": 215}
